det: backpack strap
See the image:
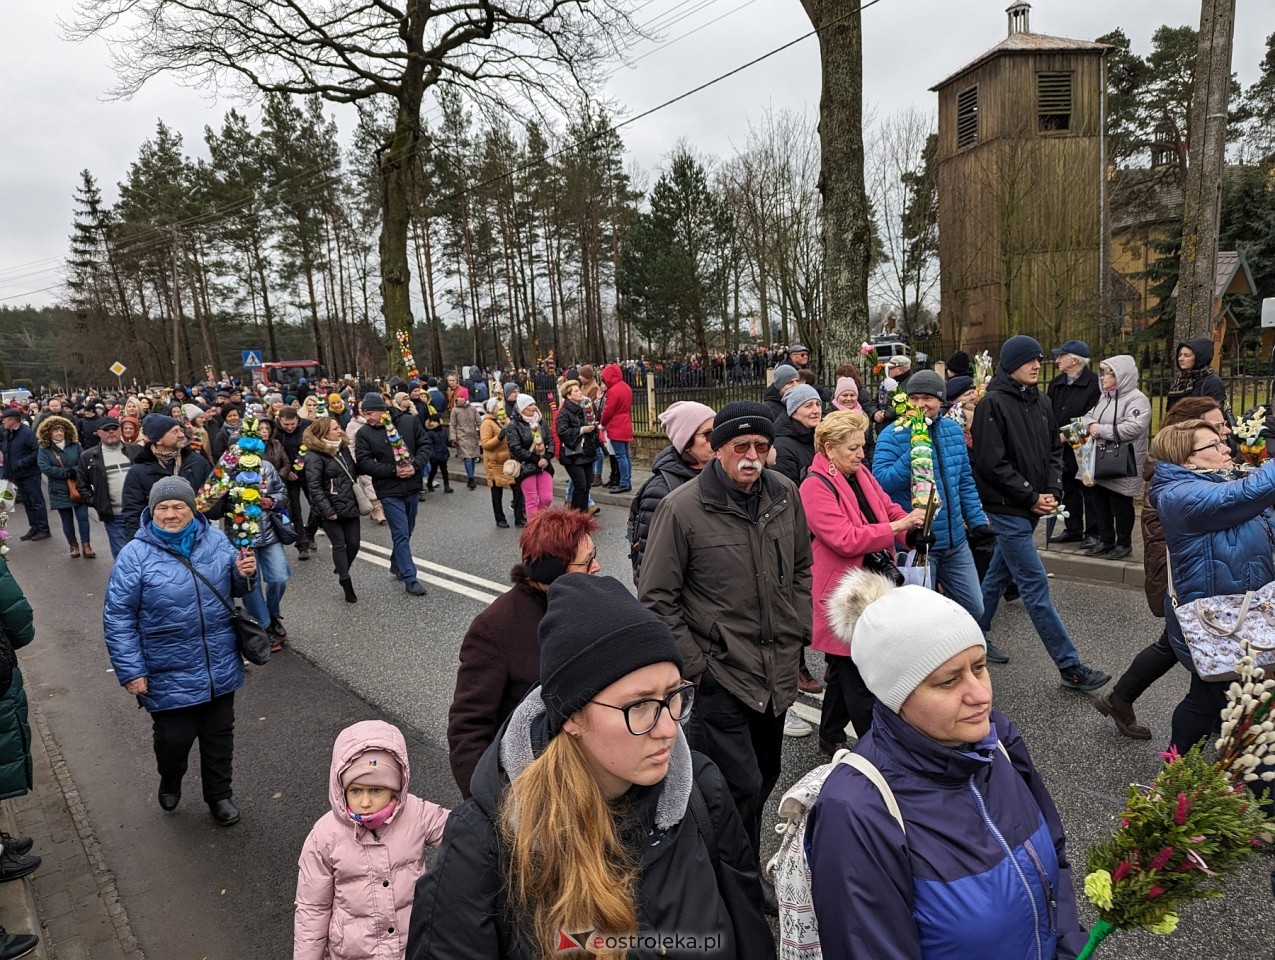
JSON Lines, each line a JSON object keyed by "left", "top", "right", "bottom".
{"left": 808, "top": 469, "right": 841, "bottom": 504}
{"left": 687, "top": 781, "right": 720, "bottom": 872}
{"left": 838, "top": 752, "right": 905, "bottom": 836}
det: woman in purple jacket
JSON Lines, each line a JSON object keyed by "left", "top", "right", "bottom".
{"left": 807, "top": 575, "right": 1088, "bottom": 959}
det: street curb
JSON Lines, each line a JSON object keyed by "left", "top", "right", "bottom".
{"left": 0, "top": 805, "right": 44, "bottom": 960}
{"left": 28, "top": 705, "right": 145, "bottom": 960}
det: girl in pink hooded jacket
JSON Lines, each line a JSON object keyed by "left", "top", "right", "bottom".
{"left": 294, "top": 720, "right": 449, "bottom": 960}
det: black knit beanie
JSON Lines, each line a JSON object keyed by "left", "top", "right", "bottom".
{"left": 946, "top": 351, "right": 972, "bottom": 378}
{"left": 539, "top": 575, "right": 683, "bottom": 736}
{"left": 998, "top": 335, "right": 1044, "bottom": 374}
{"left": 710, "top": 400, "right": 775, "bottom": 450}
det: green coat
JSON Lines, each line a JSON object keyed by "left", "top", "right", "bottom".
{"left": 0, "top": 557, "right": 33, "bottom": 799}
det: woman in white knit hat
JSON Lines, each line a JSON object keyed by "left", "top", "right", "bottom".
{"left": 804, "top": 572, "right": 1087, "bottom": 960}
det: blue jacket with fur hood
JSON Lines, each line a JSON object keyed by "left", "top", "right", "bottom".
{"left": 102, "top": 511, "right": 248, "bottom": 712}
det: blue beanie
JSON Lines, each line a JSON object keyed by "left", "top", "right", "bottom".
{"left": 946, "top": 376, "right": 975, "bottom": 402}
{"left": 142, "top": 414, "right": 181, "bottom": 446}
{"left": 999, "top": 335, "right": 1043, "bottom": 374}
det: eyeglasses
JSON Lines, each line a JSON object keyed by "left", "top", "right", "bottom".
{"left": 590, "top": 683, "right": 696, "bottom": 736}
{"left": 567, "top": 549, "right": 598, "bottom": 569}
{"left": 1191, "top": 439, "right": 1227, "bottom": 454}
{"left": 693, "top": 429, "right": 713, "bottom": 442}
{"left": 729, "top": 439, "right": 771, "bottom": 456}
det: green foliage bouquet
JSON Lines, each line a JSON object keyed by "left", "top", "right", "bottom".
{"left": 1078, "top": 655, "right": 1275, "bottom": 957}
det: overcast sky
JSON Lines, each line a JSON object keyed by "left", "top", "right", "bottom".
{"left": 0, "top": 0, "right": 1269, "bottom": 311}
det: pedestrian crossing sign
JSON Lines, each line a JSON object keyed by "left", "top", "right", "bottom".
{"left": 109, "top": 361, "right": 126, "bottom": 377}
{"left": 242, "top": 350, "right": 264, "bottom": 369}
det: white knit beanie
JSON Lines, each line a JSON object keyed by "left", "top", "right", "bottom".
{"left": 852, "top": 585, "right": 986, "bottom": 713}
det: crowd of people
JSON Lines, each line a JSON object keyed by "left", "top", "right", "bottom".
{"left": 0, "top": 328, "right": 1271, "bottom": 960}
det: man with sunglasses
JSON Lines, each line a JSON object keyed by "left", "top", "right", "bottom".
{"left": 639, "top": 400, "right": 812, "bottom": 912}
{"left": 76, "top": 418, "right": 143, "bottom": 558}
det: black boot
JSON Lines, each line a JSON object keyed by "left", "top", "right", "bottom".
{"left": 0, "top": 834, "right": 33, "bottom": 858}
{"left": 0, "top": 853, "right": 40, "bottom": 883}
{"left": 340, "top": 578, "right": 357, "bottom": 604}
{"left": 0, "top": 926, "right": 39, "bottom": 960}
{"left": 158, "top": 777, "right": 181, "bottom": 811}
{"left": 209, "top": 798, "right": 240, "bottom": 827}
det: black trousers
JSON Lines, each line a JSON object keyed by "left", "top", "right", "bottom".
{"left": 685, "top": 670, "right": 785, "bottom": 862}
{"left": 821, "top": 653, "right": 877, "bottom": 744}
{"left": 1060, "top": 449, "right": 1097, "bottom": 537}
{"left": 285, "top": 480, "right": 317, "bottom": 549}
{"left": 320, "top": 517, "right": 361, "bottom": 580}
{"left": 563, "top": 462, "right": 590, "bottom": 511}
{"left": 151, "top": 692, "right": 235, "bottom": 803}
{"left": 1088, "top": 486, "right": 1135, "bottom": 548}
{"left": 427, "top": 461, "right": 451, "bottom": 490}
{"left": 510, "top": 479, "right": 527, "bottom": 524}
{"left": 1170, "top": 671, "right": 1227, "bottom": 754}
{"left": 1113, "top": 626, "right": 1179, "bottom": 704}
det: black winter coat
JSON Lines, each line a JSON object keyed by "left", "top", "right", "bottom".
{"left": 276, "top": 420, "right": 311, "bottom": 484}
{"left": 77, "top": 442, "right": 143, "bottom": 521}
{"left": 408, "top": 701, "right": 775, "bottom": 960}
{"left": 422, "top": 424, "right": 450, "bottom": 464}
{"left": 771, "top": 412, "right": 815, "bottom": 485}
{"left": 0, "top": 425, "right": 38, "bottom": 480}
{"left": 762, "top": 383, "right": 786, "bottom": 423}
{"left": 1166, "top": 336, "right": 1228, "bottom": 413}
{"left": 971, "top": 371, "right": 1063, "bottom": 518}
{"left": 504, "top": 416, "right": 554, "bottom": 477}
{"left": 554, "top": 398, "right": 595, "bottom": 465}
{"left": 354, "top": 409, "right": 430, "bottom": 500}
{"left": 626, "top": 444, "right": 699, "bottom": 582}
{"left": 303, "top": 446, "right": 361, "bottom": 520}
{"left": 1047, "top": 366, "right": 1100, "bottom": 429}
{"left": 120, "top": 446, "right": 214, "bottom": 541}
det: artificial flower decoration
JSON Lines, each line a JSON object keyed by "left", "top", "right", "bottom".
{"left": 382, "top": 412, "right": 411, "bottom": 464}
{"left": 1077, "top": 654, "right": 1275, "bottom": 957}
{"left": 395, "top": 330, "right": 420, "bottom": 379}
{"left": 888, "top": 394, "right": 940, "bottom": 510}
{"left": 1234, "top": 406, "right": 1270, "bottom": 468}
{"left": 859, "top": 342, "right": 884, "bottom": 375}
{"left": 195, "top": 417, "right": 268, "bottom": 549}
{"left": 291, "top": 445, "right": 309, "bottom": 475}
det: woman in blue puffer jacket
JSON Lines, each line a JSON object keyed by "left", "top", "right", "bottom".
{"left": 1146, "top": 418, "right": 1275, "bottom": 755}
{"left": 103, "top": 477, "right": 257, "bottom": 827}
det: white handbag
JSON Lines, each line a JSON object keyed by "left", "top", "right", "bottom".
{"left": 1166, "top": 553, "right": 1275, "bottom": 681}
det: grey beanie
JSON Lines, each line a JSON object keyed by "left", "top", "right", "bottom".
{"left": 361, "top": 392, "right": 388, "bottom": 412}
{"left": 772, "top": 364, "right": 799, "bottom": 391}
{"left": 904, "top": 370, "right": 946, "bottom": 401}
{"left": 784, "top": 384, "right": 822, "bottom": 415}
{"left": 148, "top": 476, "right": 197, "bottom": 514}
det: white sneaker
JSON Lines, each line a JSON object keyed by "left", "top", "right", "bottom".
{"left": 783, "top": 710, "right": 813, "bottom": 738}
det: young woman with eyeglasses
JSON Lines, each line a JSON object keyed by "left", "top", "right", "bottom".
{"left": 409, "top": 575, "right": 775, "bottom": 960}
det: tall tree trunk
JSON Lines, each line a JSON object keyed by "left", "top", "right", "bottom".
{"left": 1176, "top": 0, "right": 1236, "bottom": 343}
{"left": 801, "top": 0, "right": 870, "bottom": 369}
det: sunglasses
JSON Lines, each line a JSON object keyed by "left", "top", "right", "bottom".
{"left": 729, "top": 439, "right": 771, "bottom": 456}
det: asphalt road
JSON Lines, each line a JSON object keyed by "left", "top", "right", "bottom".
{"left": 9, "top": 482, "right": 1275, "bottom": 958}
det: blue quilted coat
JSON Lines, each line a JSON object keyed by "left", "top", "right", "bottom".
{"left": 873, "top": 415, "right": 987, "bottom": 550}
{"left": 102, "top": 511, "right": 248, "bottom": 713}
{"left": 1147, "top": 460, "right": 1275, "bottom": 667}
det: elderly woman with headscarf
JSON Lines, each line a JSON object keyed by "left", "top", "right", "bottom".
{"left": 103, "top": 477, "right": 257, "bottom": 826}
{"left": 1080, "top": 355, "right": 1151, "bottom": 561}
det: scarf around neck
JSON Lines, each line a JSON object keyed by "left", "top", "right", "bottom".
{"left": 151, "top": 517, "right": 198, "bottom": 557}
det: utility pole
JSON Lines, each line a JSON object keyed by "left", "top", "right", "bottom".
{"left": 1175, "top": 0, "right": 1236, "bottom": 342}
{"left": 169, "top": 225, "right": 184, "bottom": 383}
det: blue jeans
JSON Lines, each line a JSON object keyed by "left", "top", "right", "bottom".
{"left": 463, "top": 457, "right": 476, "bottom": 481}
{"left": 978, "top": 513, "right": 1081, "bottom": 670}
{"left": 104, "top": 517, "right": 130, "bottom": 558}
{"left": 241, "top": 541, "right": 291, "bottom": 625}
{"left": 928, "top": 542, "right": 984, "bottom": 623}
{"left": 13, "top": 474, "right": 48, "bottom": 533}
{"left": 611, "top": 440, "right": 632, "bottom": 488}
{"left": 593, "top": 447, "right": 605, "bottom": 480}
{"left": 379, "top": 494, "right": 419, "bottom": 582}
{"left": 57, "top": 505, "right": 92, "bottom": 545}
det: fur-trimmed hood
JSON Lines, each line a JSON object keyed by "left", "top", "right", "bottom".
{"left": 35, "top": 415, "right": 79, "bottom": 447}
{"left": 824, "top": 567, "right": 898, "bottom": 650}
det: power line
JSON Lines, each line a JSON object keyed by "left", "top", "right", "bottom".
{"left": 0, "top": 1, "right": 881, "bottom": 304}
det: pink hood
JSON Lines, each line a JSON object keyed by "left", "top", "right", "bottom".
{"left": 294, "top": 720, "right": 449, "bottom": 960}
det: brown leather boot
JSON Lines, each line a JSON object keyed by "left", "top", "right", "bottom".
{"left": 1093, "top": 692, "right": 1151, "bottom": 740}
{"left": 69, "top": 543, "right": 80, "bottom": 559}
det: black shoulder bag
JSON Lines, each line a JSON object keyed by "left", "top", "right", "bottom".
{"left": 173, "top": 554, "right": 272, "bottom": 666}
{"left": 1093, "top": 391, "right": 1137, "bottom": 480}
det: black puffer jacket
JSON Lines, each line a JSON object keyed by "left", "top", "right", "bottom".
{"left": 120, "top": 446, "right": 214, "bottom": 541}
{"left": 303, "top": 446, "right": 360, "bottom": 520}
{"left": 505, "top": 415, "right": 554, "bottom": 476}
{"left": 554, "top": 398, "right": 596, "bottom": 465}
{"left": 626, "top": 444, "right": 700, "bottom": 581}
{"left": 762, "top": 383, "right": 786, "bottom": 422}
{"left": 354, "top": 409, "right": 430, "bottom": 499}
{"left": 971, "top": 371, "right": 1064, "bottom": 518}
{"left": 407, "top": 694, "right": 775, "bottom": 960}
{"left": 1166, "top": 336, "right": 1228, "bottom": 413}
{"left": 771, "top": 411, "right": 815, "bottom": 485}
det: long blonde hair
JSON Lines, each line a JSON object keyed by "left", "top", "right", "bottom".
{"left": 499, "top": 732, "right": 637, "bottom": 959}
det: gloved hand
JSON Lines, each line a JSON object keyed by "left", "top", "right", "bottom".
{"left": 905, "top": 529, "right": 936, "bottom": 549}
{"left": 967, "top": 524, "right": 997, "bottom": 550}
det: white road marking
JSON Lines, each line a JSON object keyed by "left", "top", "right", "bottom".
{"left": 354, "top": 550, "right": 501, "bottom": 605}
{"left": 331, "top": 537, "right": 510, "bottom": 595}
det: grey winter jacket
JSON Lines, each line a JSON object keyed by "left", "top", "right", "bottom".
{"left": 638, "top": 460, "right": 812, "bottom": 715}
{"left": 1081, "top": 355, "right": 1151, "bottom": 499}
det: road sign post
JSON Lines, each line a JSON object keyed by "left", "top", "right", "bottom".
{"left": 109, "top": 361, "right": 126, "bottom": 391}
{"left": 241, "top": 350, "right": 264, "bottom": 370}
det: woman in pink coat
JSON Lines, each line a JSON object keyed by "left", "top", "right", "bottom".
{"left": 798, "top": 410, "right": 926, "bottom": 756}
{"left": 294, "top": 720, "right": 449, "bottom": 960}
